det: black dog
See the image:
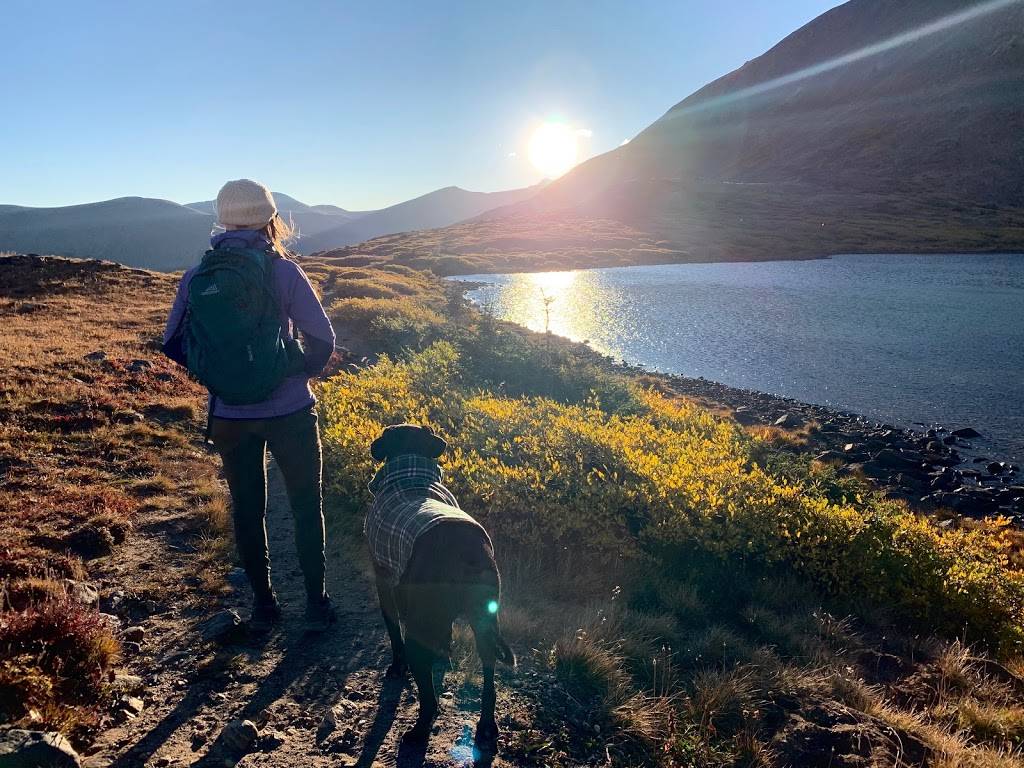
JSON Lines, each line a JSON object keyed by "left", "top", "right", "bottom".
{"left": 365, "top": 424, "right": 514, "bottom": 748}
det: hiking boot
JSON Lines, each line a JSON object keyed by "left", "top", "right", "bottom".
{"left": 305, "top": 593, "right": 337, "bottom": 633}
{"left": 250, "top": 594, "right": 283, "bottom": 632}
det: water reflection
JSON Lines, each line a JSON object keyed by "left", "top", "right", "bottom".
{"left": 453, "top": 254, "right": 1024, "bottom": 461}
{"left": 470, "top": 270, "right": 633, "bottom": 362}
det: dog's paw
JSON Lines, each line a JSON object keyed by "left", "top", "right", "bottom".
{"left": 475, "top": 718, "right": 500, "bottom": 749}
{"left": 401, "top": 716, "right": 434, "bottom": 744}
{"left": 385, "top": 660, "right": 408, "bottom": 680}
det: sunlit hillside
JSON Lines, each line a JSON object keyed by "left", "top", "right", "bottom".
{"left": 478, "top": 0, "right": 1024, "bottom": 262}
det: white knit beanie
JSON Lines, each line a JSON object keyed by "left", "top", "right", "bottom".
{"left": 215, "top": 179, "right": 277, "bottom": 228}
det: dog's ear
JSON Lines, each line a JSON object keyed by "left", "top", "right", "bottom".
{"left": 370, "top": 426, "right": 399, "bottom": 462}
{"left": 417, "top": 428, "right": 447, "bottom": 459}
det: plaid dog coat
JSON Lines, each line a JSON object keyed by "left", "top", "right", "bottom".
{"left": 366, "top": 455, "right": 488, "bottom": 585}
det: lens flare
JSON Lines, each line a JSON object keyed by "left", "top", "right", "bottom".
{"left": 669, "top": 0, "right": 1020, "bottom": 121}
{"left": 487, "top": 600, "right": 499, "bottom": 614}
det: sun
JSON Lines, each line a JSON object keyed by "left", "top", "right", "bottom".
{"left": 527, "top": 122, "right": 579, "bottom": 178}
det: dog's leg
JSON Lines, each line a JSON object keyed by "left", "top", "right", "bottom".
{"left": 473, "top": 619, "right": 500, "bottom": 749}
{"left": 375, "top": 568, "right": 406, "bottom": 679}
{"left": 401, "top": 635, "right": 438, "bottom": 743}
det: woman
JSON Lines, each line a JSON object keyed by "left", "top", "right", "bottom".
{"left": 163, "top": 179, "right": 336, "bottom": 631}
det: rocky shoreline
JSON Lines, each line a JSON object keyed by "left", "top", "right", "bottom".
{"left": 642, "top": 370, "right": 1023, "bottom": 523}
{"left": 452, "top": 280, "right": 1023, "bottom": 524}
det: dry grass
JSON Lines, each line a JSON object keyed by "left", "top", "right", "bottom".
{"left": 0, "top": 254, "right": 219, "bottom": 739}
{"left": 312, "top": 213, "right": 689, "bottom": 277}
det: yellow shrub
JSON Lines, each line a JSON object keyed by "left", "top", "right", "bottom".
{"left": 319, "top": 345, "right": 1024, "bottom": 654}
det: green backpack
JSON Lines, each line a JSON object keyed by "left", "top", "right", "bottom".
{"left": 185, "top": 247, "right": 296, "bottom": 405}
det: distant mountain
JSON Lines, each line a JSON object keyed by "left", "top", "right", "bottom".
{"left": 482, "top": 0, "right": 1024, "bottom": 261}
{"left": 0, "top": 197, "right": 213, "bottom": 271}
{"left": 0, "top": 193, "right": 359, "bottom": 271}
{"left": 0, "top": 184, "right": 543, "bottom": 270}
{"left": 297, "top": 184, "right": 545, "bottom": 255}
{"left": 184, "top": 192, "right": 365, "bottom": 240}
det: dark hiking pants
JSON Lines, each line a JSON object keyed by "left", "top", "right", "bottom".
{"left": 210, "top": 405, "right": 327, "bottom": 602}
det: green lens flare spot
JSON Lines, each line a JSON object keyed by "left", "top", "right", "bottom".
{"left": 487, "top": 600, "right": 499, "bottom": 615}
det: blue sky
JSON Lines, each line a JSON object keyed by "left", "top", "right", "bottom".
{"left": 2, "top": 0, "right": 841, "bottom": 210}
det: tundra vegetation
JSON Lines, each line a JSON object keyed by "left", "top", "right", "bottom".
{"left": 1, "top": 252, "right": 1023, "bottom": 766}
{"left": 0, "top": 255, "right": 228, "bottom": 740}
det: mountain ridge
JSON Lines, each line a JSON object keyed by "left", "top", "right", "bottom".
{"left": 0, "top": 183, "right": 543, "bottom": 270}
{"left": 296, "top": 182, "right": 545, "bottom": 254}
{"left": 473, "top": 0, "right": 1024, "bottom": 262}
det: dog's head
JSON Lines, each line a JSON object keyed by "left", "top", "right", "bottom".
{"left": 370, "top": 423, "right": 447, "bottom": 462}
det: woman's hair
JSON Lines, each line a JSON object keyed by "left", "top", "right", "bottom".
{"left": 261, "top": 213, "right": 296, "bottom": 258}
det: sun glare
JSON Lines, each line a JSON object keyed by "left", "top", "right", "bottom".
{"left": 528, "top": 122, "right": 579, "bottom": 178}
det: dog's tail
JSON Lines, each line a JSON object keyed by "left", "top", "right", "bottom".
{"left": 476, "top": 591, "right": 516, "bottom": 668}
{"left": 494, "top": 627, "right": 515, "bottom": 667}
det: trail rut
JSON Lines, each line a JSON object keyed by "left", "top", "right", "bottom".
{"left": 87, "top": 459, "right": 516, "bottom": 768}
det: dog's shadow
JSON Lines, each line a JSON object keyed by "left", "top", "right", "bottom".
{"left": 358, "top": 665, "right": 496, "bottom": 768}
{"left": 394, "top": 726, "right": 495, "bottom": 768}
{"left": 355, "top": 675, "right": 406, "bottom": 767}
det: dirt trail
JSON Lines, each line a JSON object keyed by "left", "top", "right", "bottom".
{"left": 86, "top": 461, "right": 516, "bottom": 768}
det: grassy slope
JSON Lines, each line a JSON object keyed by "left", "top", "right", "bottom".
{"left": 311, "top": 199, "right": 1024, "bottom": 279}
{"left": 3, "top": 253, "right": 1023, "bottom": 766}
{"left": 311, "top": 213, "right": 692, "bottom": 276}
{"left": 0, "top": 255, "right": 228, "bottom": 739}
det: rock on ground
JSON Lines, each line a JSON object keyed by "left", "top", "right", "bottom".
{"left": 197, "top": 609, "right": 244, "bottom": 644}
{"left": 0, "top": 729, "right": 81, "bottom": 767}
{"left": 219, "top": 719, "right": 259, "bottom": 754}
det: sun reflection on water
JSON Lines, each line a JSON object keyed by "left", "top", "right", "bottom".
{"left": 470, "top": 270, "right": 632, "bottom": 362}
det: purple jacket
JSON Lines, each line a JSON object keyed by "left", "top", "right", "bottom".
{"left": 163, "top": 231, "right": 336, "bottom": 419}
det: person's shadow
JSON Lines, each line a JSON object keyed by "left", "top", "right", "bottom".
{"left": 119, "top": 626, "right": 350, "bottom": 768}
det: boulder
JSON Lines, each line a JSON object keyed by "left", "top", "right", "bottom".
{"left": 0, "top": 730, "right": 81, "bottom": 767}
{"left": 220, "top": 719, "right": 259, "bottom": 754}
{"left": 114, "top": 695, "right": 145, "bottom": 721}
{"left": 260, "top": 730, "right": 286, "bottom": 751}
{"left": 64, "top": 579, "right": 99, "bottom": 607}
{"left": 872, "top": 449, "right": 918, "bottom": 470}
{"left": 111, "top": 672, "right": 144, "bottom": 693}
{"left": 84, "top": 351, "right": 106, "bottom": 362}
{"left": 988, "top": 462, "right": 1006, "bottom": 476}
{"left": 732, "top": 407, "right": 760, "bottom": 426}
{"left": 774, "top": 413, "right": 803, "bottom": 429}
{"left": 122, "top": 626, "right": 145, "bottom": 643}
{"left": 952, "top": 427, "right": 982, "bottom": 439}
{"left": 198, "top": 609, "right": 244, "bottom": 644}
